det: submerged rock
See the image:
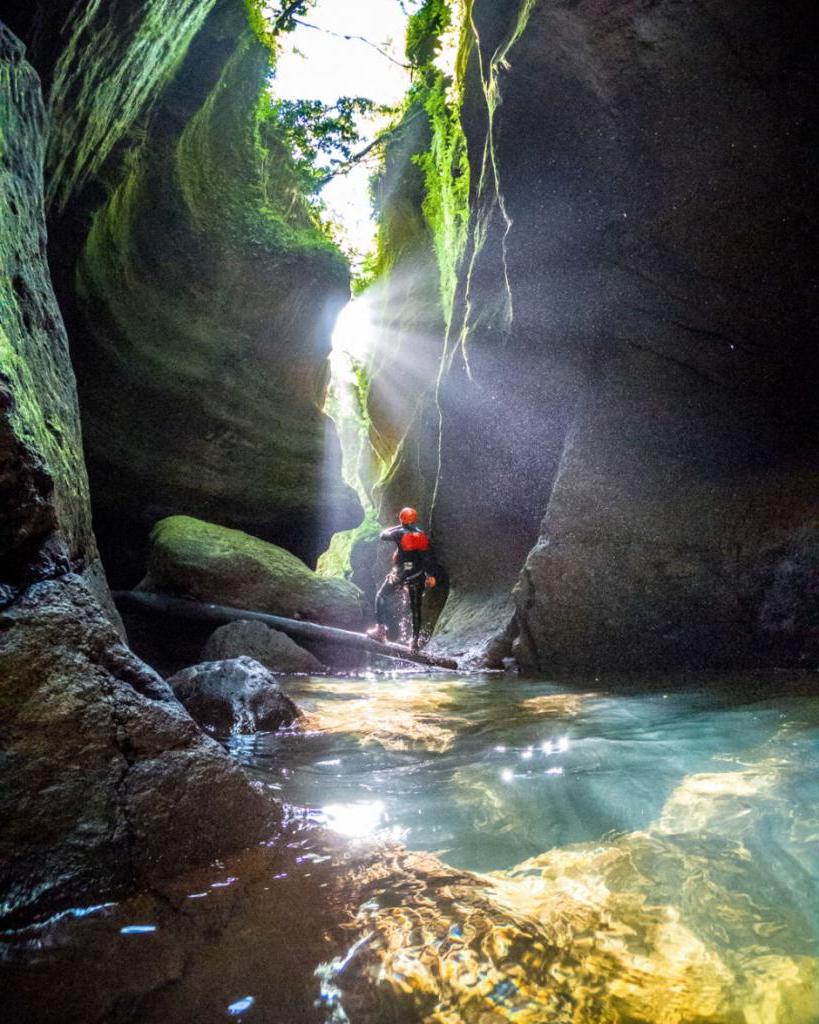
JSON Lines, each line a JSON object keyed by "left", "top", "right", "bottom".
{"left": 4, "top": 745, "right": 817, "bottom": 1023}
{"left": 142, "top": 515, "right": 365, "bottom": 630}
{"left": 167, "top": 656, "right": 299, "bottom": 738}
{"left": 202, "top": 619, "right": 325, "bottom": 674}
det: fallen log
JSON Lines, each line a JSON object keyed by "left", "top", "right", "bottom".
{"left": 113, "top": 590, "right": 460, "bottom": 671}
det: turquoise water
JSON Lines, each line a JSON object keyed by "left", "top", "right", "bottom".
{"left": 5, "top": 671, "right": 819, "bottom": 1023}
{"left": 240, "top": 672, "right": 819, "bottom": 887}
{"left": 237, "top": 671, "right": 819, "bottom": 1020}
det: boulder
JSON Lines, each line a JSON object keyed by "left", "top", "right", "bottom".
{"left": 141, "top": 515, "right": 365, "bottom": 630}
{"left": 202, "top": 619, "right": 325, "bottom": 674}
{"left": 0, "top": 577, "right": 275, "bottom": 925}
{"left": 167, "top": 656, "right": 299, "bottom": 738}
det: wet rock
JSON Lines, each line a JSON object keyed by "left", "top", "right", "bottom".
{"left": 167, "top": 656, "right": 299, "bottom": 738}
{"left": 757, "top": 526, "right": 819, "bottom": 667}
{"left": 0, "top": 577, "right": 275, "bottom": 926}
{"left": 0, "top": 23, "right": 99, "bottom": 598}
{"left": 317, "top": 512, "right": 384, "bottom": 611}
{"left": 202, "top": 619, "right": 325, "bottom": 675}
{"left": 141, "top": 515, "right": 365, "bottom": 630}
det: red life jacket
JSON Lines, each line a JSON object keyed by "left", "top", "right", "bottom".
{"left": 399, "top": 529, "right": 430, "bottom": 552}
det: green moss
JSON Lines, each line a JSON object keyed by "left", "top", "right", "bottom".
{"left": 73, "top": 3, "right": 359, "bottom": 550}
{"left": 152, "top": 514, "right": 312, "bottom": 580}
{"left": 317, "top": 0, "right": 473, "bottom": 575}
{"left": 406, "top": 0, "right": 452, "bottom": 67}
{"left": 316, "top": 507, "right": 382, "bottom": 580}
{"left": 146, "top": 515, "right": 364, "bottom": 627}
{"left": 244, "top": 0, "right": 277, "bottom": 50}
{"left": 325, "top": 357, "right": 388, "bottom": 508}
{"left": 365, "top": 2, "right": 470, "bottom": 296}
{"left": 0, "top": 46, "right": 93, "bottom": 566}
{"left": 47, "top": 0, "right": 219, "bottom": 210}
{"left": 175, "top": 30, "right": 344, "bottom": 263}
{"left": 413, "top": 73, "right": 470, "bottom": 332}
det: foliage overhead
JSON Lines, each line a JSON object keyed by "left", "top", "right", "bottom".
{"left": 264, "top": 95, "right": 391, "bottom": 194}
{"left": 406, "top": 0, "right": 451, "bottom": 67}
{"left": 245, "top": 1, "right": 315, "bottom": 49}
{"left": 262, "top": 1, "right": 451, "bottom": 198}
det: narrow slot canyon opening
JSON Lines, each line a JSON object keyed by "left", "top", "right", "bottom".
{"left": 265, "top": 0, "right": 421, "bottom": 578}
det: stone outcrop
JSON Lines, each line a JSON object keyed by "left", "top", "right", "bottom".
{"left": 0, "top": 26, "right": 273, "bottom": 925}
{"left": 0, "top": 577, "right": 274, "bottom": 924}
{"left": 0, "top": 22, "right": 100, "bottom": 603}
{"left": 141, "top": 515, "right": 365, "bottom": 630}
{"left": 167, "top": 656, "right": 300, "bottom": 737}
{"left": 376, "top": 0, "right": 817, "bottom": 670}
{"left": 202, "top": 619, "right": 326, "bottom": 674}
{"left": 4, "top": 0, "right": 360, "bottom": 583}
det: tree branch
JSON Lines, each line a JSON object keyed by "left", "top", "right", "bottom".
{"left": 317, "top": 108, "right": 426, "bottom": 185}
{"left": 292, "top": 17, "right": 411, "bottom": 69}
{"left": 273, "top": 1, "right": 307, "bottom": 31}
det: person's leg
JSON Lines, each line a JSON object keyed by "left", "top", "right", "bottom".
{"left": 375, "top": 575, "right": 396, "bottom": 625}
{"left": 370, "top": 574, "right": 399, "bottom": 641}
{"left": 408, "top": 582, "right": 424, "bottom": 650}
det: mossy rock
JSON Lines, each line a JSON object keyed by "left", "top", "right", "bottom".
{"left": 141, "top": 516, "right": 364, "bottom": 630}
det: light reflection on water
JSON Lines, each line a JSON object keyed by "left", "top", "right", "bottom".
{"left": 240, "top": 672, "right": 819, "bottom": 1020}
{"left": 3, "top": 673, "right": 818, "bottom": 1023}
{"left": 241, "top": 674, "right": 819, "bottom": 879}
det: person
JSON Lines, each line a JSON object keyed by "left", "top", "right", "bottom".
{"left": 367, "top": 507, "right": 437, "bottom": 652}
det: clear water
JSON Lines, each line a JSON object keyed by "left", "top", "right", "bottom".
{"left": 5, "top": 671, "right": 819, "bottom": 1023}
{"left": 240, "top": 672, "right": 819, "bottom": 888}
{"left": 236, "top": 671, "right": 819, "bottom": 1020}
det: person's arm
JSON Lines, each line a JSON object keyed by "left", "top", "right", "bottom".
{"left": 380, "top": 525, "right": 402, "bottom": 541}
{"left": 423, "top": 542, "right": 438, "bottom": 587}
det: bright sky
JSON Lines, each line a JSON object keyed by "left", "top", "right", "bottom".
{"left": 271, "top": 0, "right": 418, "bottom": 263}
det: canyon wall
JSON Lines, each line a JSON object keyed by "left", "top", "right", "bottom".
{"left": 379, "top": 0, "right": 817, "bottom": 669}
{"left": 0, "top": 24, "right": 273, "bottom": 924}
{"left": 3, "top": 0, "right": 360, "bottom": 583}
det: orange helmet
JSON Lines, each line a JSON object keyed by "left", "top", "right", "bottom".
{"left": 398, "top": 506, "right": 418, "bottom": 525}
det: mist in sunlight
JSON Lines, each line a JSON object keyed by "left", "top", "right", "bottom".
{"left": 331, "top": 297, "right": 375, "bottom": 366}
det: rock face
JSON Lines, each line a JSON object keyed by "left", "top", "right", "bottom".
{"left": 167, "top": 656, "right": 299, "bottom": 737}
{"left": 377, "top": 0, "right": 817, "bottom": 670}
{"left": 4, "top": 0, "right": 360, "bottom": 583}
{"left": 142, "top": 515, "right": 365, "bottom": 630}
{"left": 0, "top": 577, "right": 274, "bottom": 924}
{"left": 0, "top": 23, "right": 98, "bottom": 601}
{"left": 0, "top": 28, "right": 273, "bottom": 925}
{"left": 202, "top": 619, "right": 325, "bottom": 675}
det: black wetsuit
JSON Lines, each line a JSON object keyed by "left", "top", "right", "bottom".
{"left": 375, "top": 524, "right": 436, "bottom": 644}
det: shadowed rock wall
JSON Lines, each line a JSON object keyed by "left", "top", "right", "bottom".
{"left": 0, "top": 26, "right": 273, "bottom": 924}
{"left": 0, "top": 22, "right": 98, "bottom": 597}
{"left": 384, "top": 0, "right": 817, "bottom": 669}
{"left": 4, "top": 0, "right": 360, "bottom": 584}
